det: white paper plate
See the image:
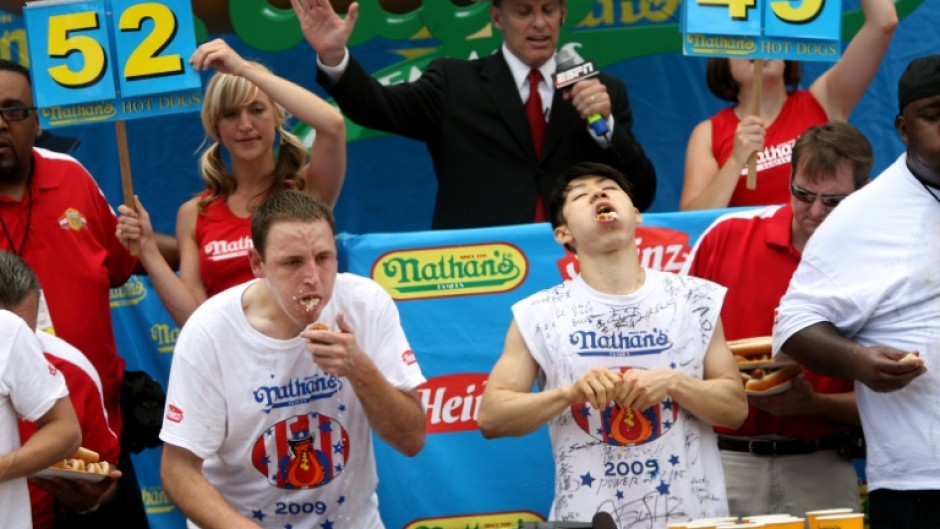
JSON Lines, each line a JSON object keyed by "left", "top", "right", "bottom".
{"left": 32, "top": 466, "right": 107, "bottom": 483}
{"left": 746, "top": 379, "right": 794, "bottom": 397}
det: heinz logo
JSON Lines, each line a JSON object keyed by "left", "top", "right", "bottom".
{"left": 557, "top": 226, "right": 691, "bottom": 281}
{"left": 417, "top": 373, "right": 487, "bottom": 433}
{"left": 371, "top": 243, "right": 528, "bottom": 300}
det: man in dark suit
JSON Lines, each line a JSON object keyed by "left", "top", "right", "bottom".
{"left": 292, "top": 0, "right": 656, "bottom": 229}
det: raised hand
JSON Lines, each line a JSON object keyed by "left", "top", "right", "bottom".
{"left": 291, "top": 0, "right": 360, "bottom": 66}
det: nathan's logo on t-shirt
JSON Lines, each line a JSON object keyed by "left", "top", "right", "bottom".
{"left": 417, "top": 373, "right": 486, "bottom": 433}
{"left": 253, "top": 375, "right": 342, "bottom": 414}
{"left": 557, "top": 227, "right": 692, "bottom": 280}
{"left": 569, "top": 328, "right": 672, "bottom": 357}
{"left": 203, "top": 236, "right": 253, "bottom": 262}
{"left": 738, "top": 138, "right": 797, "bottom": 175}
{"left": 58, "top": 207, "right": 87, "bottom": 231}
{"left": 165, "top": 404, "right": 183, "bottom": 423}
{"left": 371, "top": 243, "right": 528, "bottom": 300}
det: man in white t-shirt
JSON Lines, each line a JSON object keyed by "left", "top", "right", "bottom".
{"left": 478, "top": 162, "right": 747, "bottom": 528}
{"left": 773, "top": 54, "right": 940, "bottom": 529}
{"left": 159, "top": 191, "right": 427, "bottom": 529}
{"left": 0, "top": 308, "right": 81, "bottom": 529}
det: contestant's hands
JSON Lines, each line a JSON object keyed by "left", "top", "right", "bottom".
{"left": 853, "top": 345, "right": 926, "bottom": 392}
{"left": 565, "top": 78, "right": 611, "bottom": 123}
{"left": 292, "top": 0, "right": 359, "bottom": 67}
{"left": 616, "top": 368, "right": 676, "bottom": 411}
{"left": 748, "top": 375, "right": 815, "bottom": 416}
{"left": 570, "top": 367, "right": 623, "bottom": 410}
{"left": 302, "top": 313, "right": 364, "bottom": 378}
{"left": 189, "top": 38, "right": 250, "bottom": 76}
{"left": 116, "top": 196, "right": 156, "bottom": 254}
{"left": 31, "top": 468, "right": 121, "bottom": 514}
{"left": 731, "top": 115, "right": 765, "bottom": 166}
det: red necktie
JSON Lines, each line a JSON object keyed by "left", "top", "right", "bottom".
{"left": 526, "top": 68, "right": 547, "bottom": 222}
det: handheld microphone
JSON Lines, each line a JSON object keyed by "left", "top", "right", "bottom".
{"left": 591, "top": 511, "right": 618, "bottom": 529}
{"left": 553, "top": 49, "right": 610, "bottom": 136}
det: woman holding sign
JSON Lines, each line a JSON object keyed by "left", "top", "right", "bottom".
{"left": 680, "top": 0, "right": 896, "bottom": 210}
{"left": 117, "top": 38, "right": 346, "bottom": 325}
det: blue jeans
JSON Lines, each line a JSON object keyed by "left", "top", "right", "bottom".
{"left": 869, "top": 489, "right": 940, "bottom": 529}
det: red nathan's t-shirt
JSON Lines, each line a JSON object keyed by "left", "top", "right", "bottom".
{"left": 710, "top": 90, "right": 828, "bottom": 207}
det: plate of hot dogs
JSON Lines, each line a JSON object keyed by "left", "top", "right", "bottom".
{"left": 32, "top": 447, "right": 112, "bottom": 483}
{"left": 728, "top": 336, "right": 792, "bottom": 370}
{"left": 742, "top": 363, "right": 804, "bottom": 396}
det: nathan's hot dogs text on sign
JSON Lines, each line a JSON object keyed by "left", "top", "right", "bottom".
{"left": 49, "top": 446, "right": 112, "bottom": 475}
{"left": 744, "top": 363, "right": 803, "bottom": 393}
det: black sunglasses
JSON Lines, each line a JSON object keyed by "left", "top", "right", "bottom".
{"left": 0, "top": 106, "right": 37, "bottom": 122}
{"left": 790, "top": 184, "right": 848, "bottom": 208}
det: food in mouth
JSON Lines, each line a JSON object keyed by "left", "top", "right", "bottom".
{"left": 293, "top": 295, "right": 320, "bottom": 312}
{"left": 596, "top": 205, "right": 618, "bottom": 221}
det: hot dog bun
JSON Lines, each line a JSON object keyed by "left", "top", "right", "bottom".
{"left": 728, "top": 336, "right": 773, "bottom": 358}
{"left": 899, "top": 352, "right": 925, "bottom": 366}
{"left": 745, "top": 363, "right": 803, "bottom": 392}
{"left": 72, "top": 446, "right": 100, "bottom": 464}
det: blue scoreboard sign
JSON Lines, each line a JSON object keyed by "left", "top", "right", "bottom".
{"left": 682, "top": 0, "right": 842, "bottom": 62}
{"left": 24, "top": 0, "right": 200, "bottom": 128}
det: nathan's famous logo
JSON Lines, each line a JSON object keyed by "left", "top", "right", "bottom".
{"left": 572, "top": 367, "right": 679, "bottom": 447}
{"left": 141, "top": 486, "right": 176, "bottom": 515}
{"left": 110, "top": 275, "right": 147, "bottom": 307}
{"left": 372, "top": 243, "right": 527, "bottom": 300}
{"left": 685, "top": 34, "right": 757, "bottom": 56}
{"left": 417, "top": 373, "right": 486, "bottom": 434}
{"left": 58, "top": 208, "right": 87, "bottom": 231}
{"left": 252, "top": 413, "right": 350, "bottom": 490}
{"left": 150, "top": 322, "right": 180, "bottom": 354}
{"left": 557, "top": 226, "right": 691, "bottom": 280}
{"left": 570, "top": 326, "right": 672, "bottom": 358}
{"left": 404, "top": 510, "right": 545, "bottom": 529}
{"left": 253, "top": 375, "right": 342, "bottom": 414}
{"left": 42, "top": 102, "right": 119, "bottom": 127}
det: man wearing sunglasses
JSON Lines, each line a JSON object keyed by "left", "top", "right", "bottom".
{"left": 683, "top": 121, "right": 873, "bottom": 517}
{"left": 774, "top": 55, "right": 940, "bottom": 529}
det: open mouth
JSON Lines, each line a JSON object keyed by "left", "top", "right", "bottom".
{"left": 595, "top": 204, "right": 618, "bottom": 222}
{"left": 293, "top": 295, "right": 320, "bottom": 312}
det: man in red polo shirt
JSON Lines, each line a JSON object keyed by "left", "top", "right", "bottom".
{"left": 0, "top": 58, "right": 166, "bottom": 528}
{"left": 683, "top": 121, "right": 872, "bottom": 517}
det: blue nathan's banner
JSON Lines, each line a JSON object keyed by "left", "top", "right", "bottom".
{"left": 110, "top": 208, "right": 738, "bottom": 529}
{"left": 23, "top": 0, "right": 200, "bottom": 127}
{"left": 681, "top": 0, "right": 842, "bottom": 61}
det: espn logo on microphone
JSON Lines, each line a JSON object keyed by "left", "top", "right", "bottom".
{"left": 553, "top": 60, "right": 600, "bottom": 89}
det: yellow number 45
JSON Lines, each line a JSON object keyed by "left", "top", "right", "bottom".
{"left": 697, "top": 0, "right": 759, "bottom": 20}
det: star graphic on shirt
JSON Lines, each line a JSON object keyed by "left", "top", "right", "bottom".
{"left": 657, "top": 481, "right": 670, "bottom": 495}
{"left": 321, "top": 519, "right": 335, "bottom": 529}
{"left": 670, "top": 362, "right": 677, "bottom": 369}
{"left": 663, "top": 420, "right": 673, "bottom": 429}
{"left": 580, "top": 472, "right": 596, "bottom": 487}
{"left": 337, "top": 495, "right": 346, "bottom": 504}
{"left": 339, "top": 403, "right": 347, "bottom": 412}
{"left": 616, "top": 490, "right": 624, "bottom": 500}
{"left": 335, "top": 463, "right": 343, "bottom": 473}
{"left": 662, "top": 399, "right": 673, "bottom": 410}
{"left": 284, "top": 524, "right": 293, "bottom": 529}
{"left": 669, "top": 455, "right": 680, "bottom": 466}
{"left": 259, "top": 455, "right": 271, "bottom": 465}
{"left": 580, "top": 407, "right": 592, "bottom": 418}
{"left": 333, "top": 442, "right": 344, "bottom": 454}
{"left": 320, "top": 421, "right": 333, "bottom": 433}
{"left": 266, "top": 427, "right": 275, "bottom": 436}
{"left": 252, "top": 510, "right": 265, "bottom": 521}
